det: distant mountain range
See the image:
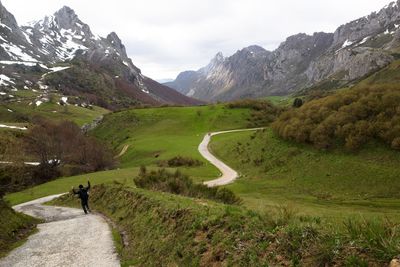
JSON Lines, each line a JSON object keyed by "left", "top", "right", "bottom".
{"left": 166, "top": 1, "right": 400, "bottom": 101}
{"left": 0, "top": 2, "right": 200, "bottom": 109}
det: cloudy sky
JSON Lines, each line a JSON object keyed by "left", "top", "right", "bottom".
{"left": 2, "top": 0, "right": 394, "bottom": 80}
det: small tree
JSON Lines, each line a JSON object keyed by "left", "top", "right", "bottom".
{"left": 293, "top": 98, "right": 303, "bottom": 108}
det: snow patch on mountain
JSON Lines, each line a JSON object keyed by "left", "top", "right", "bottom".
{"left": 0, "top": 74, "right": 15, "bottom": 86}
{"left": 1, "top": 42, "right": 38, "bottom": 62}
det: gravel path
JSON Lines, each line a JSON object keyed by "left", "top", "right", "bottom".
{"left": 0, "top": 195, "right": 120, "bottom": 267}
{"left": 199, "top": 128, "right": 263, "bottom": 187}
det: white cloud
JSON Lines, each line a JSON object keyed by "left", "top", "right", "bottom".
{"left": 2, "top": 0, "right": 394, "bottom": 79}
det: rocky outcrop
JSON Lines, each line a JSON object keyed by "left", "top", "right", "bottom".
{"left": 168, "top": 1, "right": 400, "bottom": 101}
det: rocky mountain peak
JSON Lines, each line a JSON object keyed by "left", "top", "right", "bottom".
{"left": 213, "top": 52, "right": 224, "bottom": 62}
{"left": 106, "top": 32, "right": 127, "bottom": 57}
{"left": 0, "top": 0, "right": 20, "bottom": 33}
{"left": 53, "top": 6, "right": 78, "bottom": 28}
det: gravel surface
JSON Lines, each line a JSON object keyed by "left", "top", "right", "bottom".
{"left": 199, "top": 128, "right": 263, "bottom": 187}
{"left": 0, "top": 195, "right": 120, "bottom": 267}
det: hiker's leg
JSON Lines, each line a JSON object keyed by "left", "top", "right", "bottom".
{"left": 86, "top": 201, "right": 91, "bottom": 212}
{"left": 81, "top": 201, "right": 88, "bottom": 214}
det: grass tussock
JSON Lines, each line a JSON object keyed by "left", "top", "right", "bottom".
{"left": 134, "top": 167, "right": 241, "bottom": 205}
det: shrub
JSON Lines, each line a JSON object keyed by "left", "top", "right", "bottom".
{"left": 272, "top": 86, "right": 400, "bottom": 151}
{"left": 134, "top": 168, "right": 241, "bottom": 205}
{"left": 293, "top": 98, "right": 303, "bottom": 108}
{"left": 24, "top": 117, "right": 115, "bottom": 172}
{"left": 158, "top": 156, "right": 203, "bottom": 167}
{"left": 226, "top": 99, "right": 283, "bottom": 127}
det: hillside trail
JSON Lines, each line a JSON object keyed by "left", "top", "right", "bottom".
{"left": 115, "top": 144, "right": 130, "bottom": 159}
{"left": 0, "top": 195, "right": 119, "bottom": 267}
{"left": 199, "top": 128, "right": 263, "bottom": 187}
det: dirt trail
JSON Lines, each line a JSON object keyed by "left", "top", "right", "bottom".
{"left": 199, "top": 128, "right": 263, "bottom": 187}
{"left": 0, "top": 195, "right": 120, "bottom": 267}
{"left": 115, "top": 144, "right": 130, "bottom": 159}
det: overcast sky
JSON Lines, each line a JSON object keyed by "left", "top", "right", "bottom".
{"left": 2, "top": 0, "right": 394, "bottom": 80}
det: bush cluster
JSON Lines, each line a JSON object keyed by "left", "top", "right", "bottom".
{"left": 134, "top": 167, "right": 241, "bottom": 205}
{"left": 158, "top": 156, "right": 203, "bottom": 167}
{"left": 272, "top": 86, "right": 400, "bottom": 150}
{"left": 226, "top": 99, "right": 282, "bottom": 127}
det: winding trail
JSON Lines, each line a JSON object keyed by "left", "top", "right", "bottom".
{"left": 0, "top": 195, "right": 119, "bottom": 267}
{"left": 199, "top": 128, "right": 263, "bottom": 187}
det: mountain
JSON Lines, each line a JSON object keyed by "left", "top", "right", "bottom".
{"left": 0, "top": 2, "right": 200, "bottom": 109}
{"left": 168, "top": 1, "right": 400, "bottom": 101}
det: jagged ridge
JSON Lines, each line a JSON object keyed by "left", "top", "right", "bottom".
{"left": 167, "top": 0, "right": 400, "bottom": 101}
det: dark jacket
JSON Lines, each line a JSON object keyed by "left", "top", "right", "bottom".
{"left": 72, "top": 182, "right": 91, "bottom": 201}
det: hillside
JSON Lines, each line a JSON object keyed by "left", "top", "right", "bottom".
{"left": 210, "top": 129, "right": 400, "bottom": 219}
{"left": 50, "top": 184, "right": 399, "bottom": 266}
{"left": 167, "top": 1, "right": 400, "bottom": 101}
{"left": 92, "top": 105, "right": 251, "bottom": 181}
{"left": 0, "top": 3, "right": 200, "bottom": 109}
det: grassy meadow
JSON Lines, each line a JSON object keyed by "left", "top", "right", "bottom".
{"left": 92, "top": 105, "right": 251, "bottom": 181}
{"left": 210, "top": 128, "right": 400, "bottom": 221}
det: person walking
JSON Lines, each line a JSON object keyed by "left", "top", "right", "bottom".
{"left": 72, "top": 180, "right": 91, "bottom": 214}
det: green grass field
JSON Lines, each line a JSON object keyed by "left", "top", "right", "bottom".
{"left": 5, "top": 104, "right": 400, "bottom": 223}
{"left": 93, "top": 105, "right": 251, "bottom": 181}
{"left": 209, "top": 128, "right": 400, "bottom": 221}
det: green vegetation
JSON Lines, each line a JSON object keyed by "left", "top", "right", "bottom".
{"left": 5, "top": 168, "right": 139, "bottom": 205}
{"left": 52, "top": 184, "right": 399, "bottom": 266}
{"left": 273, "top": 86, "right": 400, "bottom": 150}
{"left": 158, "top": 156, "right": 203, "bottom": 167}
{"left": 0, "top": 200, "right": 40, "bottom": 258}
{"left": 5, "top": 89, "right": 400, "bottom": 265}
{"left": 357, "top": 59, "right": 400, "bottom": 88}
{"left": 0, "top": 100, "right": 108, "bottom": 126}
{"left": 210, "top": 129, "right": 400, "bottom": 220}
{"left": 134, "top": 167, "right": 241, "bottom": 205}
{"left": 226, "top": 99, "right": 283, "bottom": 127}
{"left": 92, "top": 105, "right": 251, "bottom": 181}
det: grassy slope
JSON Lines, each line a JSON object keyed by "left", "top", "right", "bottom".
{"left": 0, "top": 97, "right": 109, "bottom": 126}
{"left": 93, "top": 105, "right": 250, "bottom": 181}
{"left": 210, "top": 128, "right": 400, "bottom": 220}
{"left": 5, "top": 105, "right": 250, "bottom": 205}
{"left": 355, "top": 59, "right": 400, "bottom": 88}
{"left": 5, "top": 168, "right": 138, "bottom": 205}
{"left": 51, "top": 184, "right": 398, "bottom": 266}
{"left": 0, "top": 200, "right": 40, "bottom": 258}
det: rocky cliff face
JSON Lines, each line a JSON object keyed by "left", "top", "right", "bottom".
{"left": 167, "top": 45, "right": 271, "bottom": 101}
{"left": 0, "top": 2, "right": 200, "bottom": 107}
{"left": 168, "top": 1, "right": 400, "bottom": 101}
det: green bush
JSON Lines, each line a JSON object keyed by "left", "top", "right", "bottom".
{"left": 272, "top": 86, "right": 400, "bottom": 151}
{"left": 134, "top": 167, "right": 241, "bottom": 205}
{"left": 158, "top": 156, "right": 203, "bottom": 167}
{"left": 226, "top": 99, "right": 283, "bottom": 127}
